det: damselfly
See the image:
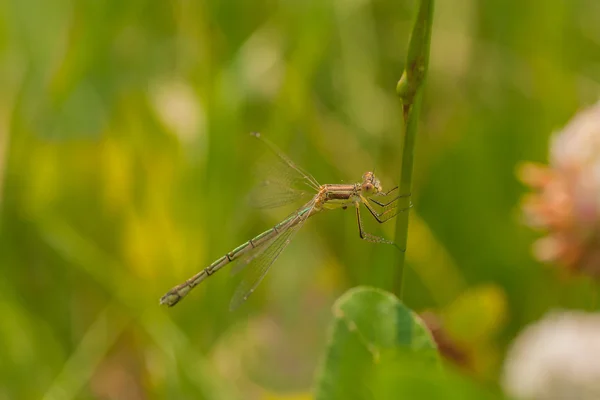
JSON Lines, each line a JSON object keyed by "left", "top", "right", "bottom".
{"left": 160, "top": 133, "right": 410, "bottom": 310}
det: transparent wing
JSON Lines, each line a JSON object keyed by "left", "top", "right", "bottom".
{"left": 249, "top": 188, "right": 308, "bottom": 209}
{"left": 229, "top": 201, "right": 316, "bottom": 311}
{"left": 247, "top": 158, "right": 315, "bottom": 209}
{"left": 230, "top": 199, "right": 317, "bottom": 276}
{"left": 251, "top": 132, "right": 320, "bottom": 192}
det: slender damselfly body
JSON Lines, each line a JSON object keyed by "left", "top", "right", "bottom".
{"left": 160, "top": 132, "right": 410, "bottom": 310}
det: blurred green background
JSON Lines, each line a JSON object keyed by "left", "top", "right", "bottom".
{"left": 1, "top": 0, "right": 599, "bottom": 398}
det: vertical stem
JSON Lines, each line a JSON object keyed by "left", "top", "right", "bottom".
{"left": 393, "top": 0, "right": 435, "bottom": 298}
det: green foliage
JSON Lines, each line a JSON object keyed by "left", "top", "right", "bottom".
{"left": 314, "top": 287, "right": 503, "bottom": 399}
{"left": 0, "top": 0, "right": 598, "bottom": 398}
{"left": 314, "top": 287, "right": 438, "bottom": 399}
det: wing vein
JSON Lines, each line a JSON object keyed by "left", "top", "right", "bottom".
{"left": 229, "top": 200, "right": 316, "bottom": 310}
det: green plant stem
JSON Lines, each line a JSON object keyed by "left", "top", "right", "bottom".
{"left": 393, "top": 0, "right": 434, "bottom": 298}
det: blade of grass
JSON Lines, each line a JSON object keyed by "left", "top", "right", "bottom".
{"left": 42, "top": 304, "right": 128, "bottom": 400}
{"left": 393, "top": 0, "right": 435, "bottom": 298}
{"left": 37, "top": 216, "right": 241, "bottom": 399}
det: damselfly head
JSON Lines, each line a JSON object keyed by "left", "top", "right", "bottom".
{"left": 361, "top": 171, "right": 382, "bottom": 195}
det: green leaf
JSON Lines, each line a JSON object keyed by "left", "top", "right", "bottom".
{"left": 314, "top": 287, "right": 504, "bottom": 400}
{"left": 314, "top": 286, "right": 439, "bottom": 400}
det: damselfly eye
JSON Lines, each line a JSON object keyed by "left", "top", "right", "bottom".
{"left": 363, "top": 183, "right": 374, "bottom": 192}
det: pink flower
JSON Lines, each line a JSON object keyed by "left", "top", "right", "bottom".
{"left": 520, "top": 102, "right": 600, "bottom": 277}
